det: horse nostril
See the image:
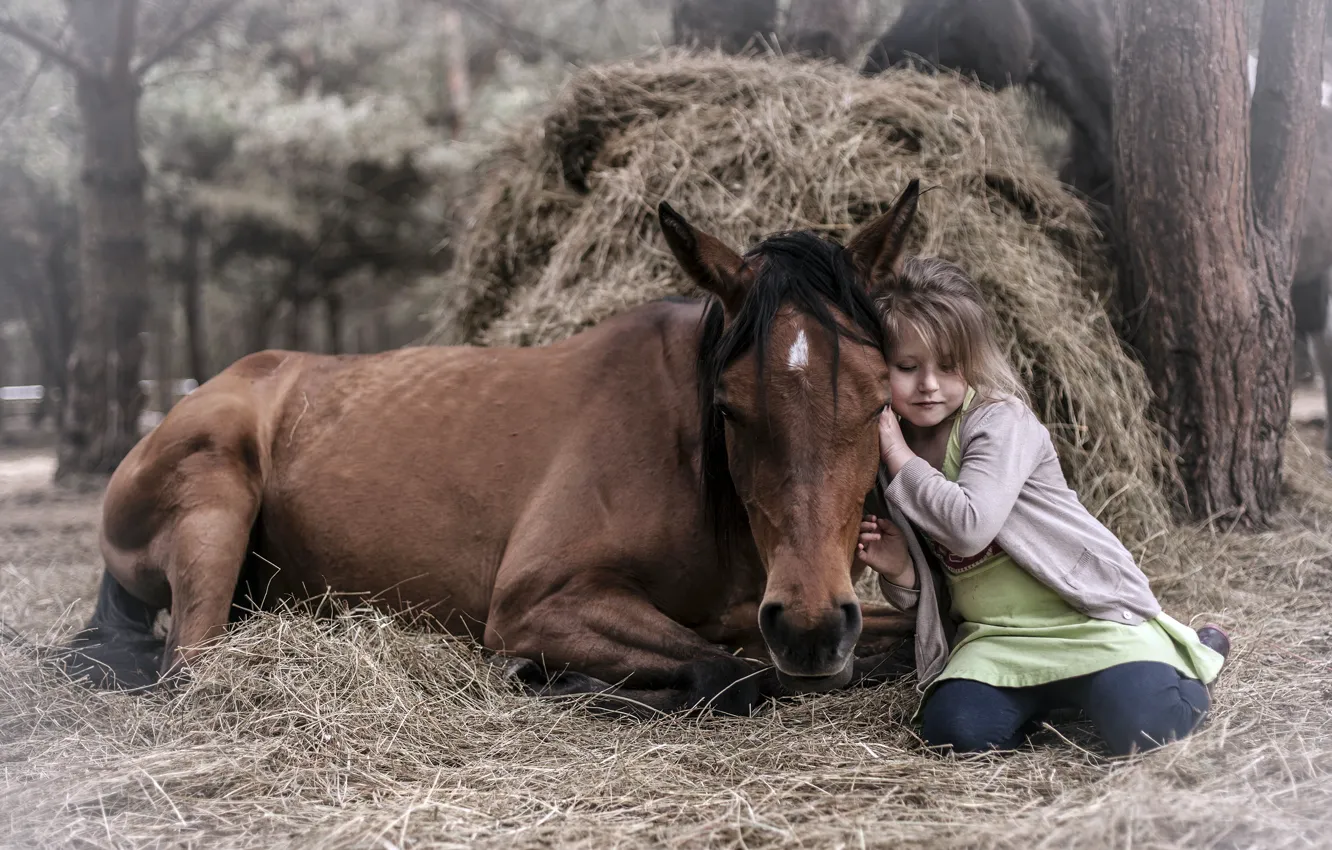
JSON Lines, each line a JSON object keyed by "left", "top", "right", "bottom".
{"left": 841, "top": 601, "right": 862, "bottom": 633}
{"left": 759, "top": 602, "right": 785, "bottom": 638}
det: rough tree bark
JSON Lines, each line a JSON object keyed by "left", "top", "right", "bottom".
{"left": 672, "top": 0, "right": 778, "bottom": 54}
{"left": 786, "top": 0, "right": 859, "bottom": 62}
{"left": 1114, "top": 0, "right": 1325, "bottom": 522}
{"left": 0, "top": 0, "right": 241, "bottom": 477}
{"left": 56, "top": 0, "right": 152, "bottom": 475}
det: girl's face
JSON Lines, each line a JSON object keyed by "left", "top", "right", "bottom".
{"left": 887, "top": 323, "right": 967, "bottom": 429}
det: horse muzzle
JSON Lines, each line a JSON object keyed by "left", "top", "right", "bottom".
{"left": 758, "top": 599, "right": 862, "bottom": 692}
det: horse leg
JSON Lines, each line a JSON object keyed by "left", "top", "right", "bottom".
{"left": 62, "top": 570, "right": 165, "bottom": 689}
{"left": 157, "top": 458, "right": 262, "bottom": 678}
{"left": 850, "top": 639, "right": 916, "bottom": 686}
{"left": 843, "top": 601, "right": 916, "bottom": 686}
{"left": 486, "top": 580, "right": 773, "bottom": 716}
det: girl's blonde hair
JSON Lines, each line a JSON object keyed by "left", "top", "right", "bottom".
{"left": 876, "top": 257, "right": 1030, "bottom": 407}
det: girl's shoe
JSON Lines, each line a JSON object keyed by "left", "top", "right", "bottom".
{"left": 1197, "top": 624, "right": 1230, "bottom": 700}
{"left": 1196, "top": 624, "right": 1230, "bottom": 663}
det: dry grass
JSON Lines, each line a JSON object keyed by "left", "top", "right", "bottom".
{"left": 3, "top": 54, "right": 1331, "bottom": 848}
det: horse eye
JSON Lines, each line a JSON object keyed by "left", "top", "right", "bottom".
{"left": 715, "top": 402, "right": 733, "bottom": 420}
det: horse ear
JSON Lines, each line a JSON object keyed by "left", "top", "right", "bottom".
{"left": 659, "top": 201, "right": 752, "bottom": 315}
{"left": 846, "top": 179, "right": 920, "bottom": 288}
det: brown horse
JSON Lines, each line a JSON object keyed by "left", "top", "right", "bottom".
{"left": 63, "top": 183, "right": 924, "bottom": 714}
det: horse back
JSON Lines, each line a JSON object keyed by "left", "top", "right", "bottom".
{"left": 101, "top": 300, "right": 721, "bottom": 634}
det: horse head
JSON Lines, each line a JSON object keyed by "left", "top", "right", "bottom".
{"left": 659, "top": 180, "right": 920, "bottom": 693}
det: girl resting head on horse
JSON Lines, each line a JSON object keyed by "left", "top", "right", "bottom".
{"left": 853, "top": 257, "right": 1230, "bottom": 757}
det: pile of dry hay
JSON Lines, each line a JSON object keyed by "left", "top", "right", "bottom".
{"left": 431, "top": 52, "right": 1170, "bottom": 552}
{"left": 3, "top": 53, "right": 1332, "bottom": 849}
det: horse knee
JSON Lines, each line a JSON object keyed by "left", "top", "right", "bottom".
{"left": 680, "top": 655, "right": 765, "bottom": 715}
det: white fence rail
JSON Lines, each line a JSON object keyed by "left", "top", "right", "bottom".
{"left": 0, "top": 380, "right": 199, "bottom": 404}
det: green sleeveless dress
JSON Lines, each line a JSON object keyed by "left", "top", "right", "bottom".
{"left": 920, "top": 390, "right": 1224, "bottom": 698}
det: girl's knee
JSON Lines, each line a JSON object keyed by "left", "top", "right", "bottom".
{"left": 1094, "top": 675, "right": 1210, "bottom": 756}
{"left": 922, "top": 715, "right": 1013, "bottom": 752}
{"left": 921, "top": 680, "right": 1030, "bottom": 753}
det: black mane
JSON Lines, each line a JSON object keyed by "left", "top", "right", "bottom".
{"left": 696, "top": 230, "right": 885, "bottom": 555}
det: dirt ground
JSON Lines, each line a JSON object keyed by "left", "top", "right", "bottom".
{"left": 1, "top": 388, "right": 1331, "bottom": 849}
{"left": 0, "top": 436, "right": 104, "bottom": 638}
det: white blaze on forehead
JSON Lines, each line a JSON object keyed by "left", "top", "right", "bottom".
{"left": 787, "top": 329, "right": 810, "bottom": 371}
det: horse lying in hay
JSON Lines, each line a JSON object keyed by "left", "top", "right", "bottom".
{"left": 63, "top": 183, "right": 926, "bottom": 715}
{"left": 865, "top": 0, "right": 1332, "bottom": 453}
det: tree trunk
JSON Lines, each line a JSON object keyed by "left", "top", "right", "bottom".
{"left": 153, "top": 301, "right": 173, "bottom": 415}
{"left": 43, "top": 213, "right": 77, "bottom": 430}
{"left": 286, "top": 297, "right": 309, "bottom": 351}
{"left": 375, "top": 308, "right": 392, "bottom": 351}
{"left": 1114, "top": 0, "right": 1325, "bottom": 522}
{"left": 786, "top": 0, "right": 859, "bottom": 62}
{"left": 58, "top": 0, "right": 150, "bottom": 477}
{"left": 440, "top": 2, "right": 469, "bottom": 138}
{"left": 245, "top": 295, "right": 275, "bottom": 355}
{"left": 672, "top": 0, "right": 778, "bottom": 54}
{"left": 9, "top": 262, "right": 63, "bottom": 428}
{"left": 325, "top": 293, "right": 343, "bottom": 355}
{"left": 1252, "top": 1, "right": 1328, "bottom": 258}
{"left": 181, "top": 209, "right": 208, "bottom": 383}
{"left": 0, "top": 331, "right": 8, "bottom": 440}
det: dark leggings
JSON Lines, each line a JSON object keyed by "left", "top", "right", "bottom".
{"left": 921, "top": 661, "right": 1210, "bottom": 757}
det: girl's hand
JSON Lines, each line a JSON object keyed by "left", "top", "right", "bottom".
{"left": 854, "top": 513, "right": 917, "bottom": 589}
{"left": 877, "top": 407, "right": 915, "bottom": 473}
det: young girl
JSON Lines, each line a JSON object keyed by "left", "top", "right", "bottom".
{"left": 854, "top": 257, "right": 1229, "bottom": 757}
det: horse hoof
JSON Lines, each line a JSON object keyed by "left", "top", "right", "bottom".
{"left": 498, "top": 656, "right": 547, "bottom": 690}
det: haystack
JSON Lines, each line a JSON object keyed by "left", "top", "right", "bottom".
{"left": 431, "top": 52, "right": 1171, "bottom": 551}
